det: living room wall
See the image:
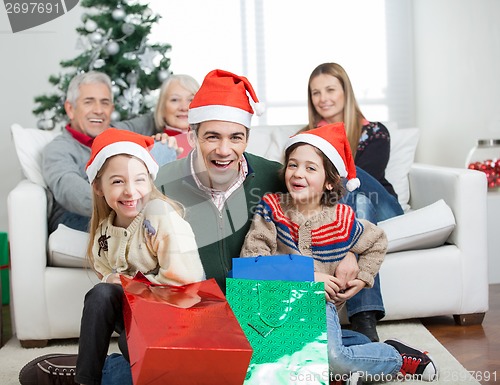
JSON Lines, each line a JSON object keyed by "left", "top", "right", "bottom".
{"left": 0, "top": 0, "right": 499, "bottom": 232}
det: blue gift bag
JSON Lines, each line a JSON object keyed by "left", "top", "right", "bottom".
{"left": 231, "top": 254, "right": 314, "bottom": 281}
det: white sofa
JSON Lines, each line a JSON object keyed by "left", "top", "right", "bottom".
{"left": 7, "top": 124, "right": 490, "bottom": 347}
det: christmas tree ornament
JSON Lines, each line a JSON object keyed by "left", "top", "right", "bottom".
{"left": 89, "top": 31, "right": 103, "bottom": 44}
{"left": 111, "top": 8, "right": 126, "bottom": 21}
{"left": 144, "top": 93, "right": 157, "bottom": 109}
{"left": 111, "top": 84, "right": 121, "bottom": 96}
{"left": 93, "top": 59, "right": 105, "bottom": 69}
{"left": 37, "top": 118, "right": 54, "bottom": 130}
{"left": 121, "top": 23, "right": 135, "bottom": 36}
{"left": 138, "top": 47, "right": 160, "bottom": 74}
{"left": 125, "top": 14, "right": 142, "bottom": 25}
{"left": 111, "top": 111, "right": 121, "bottom": 122}
{"left": 84, "top": 19, "right": 98, "bottom": 32}
{"left": 123, "top": 52, "right": 137, "bottom": 60}
{"left": 115, "top": 77, "right": 128, "bottom": 88}
{"left": 106, "top": 40, "right": 120, "bottom": 55}
{"left": 158, "top": 69, "right": 170, "bottom": 82}
{"left": 127, "top": 70, "right": 139, "bottom": 85}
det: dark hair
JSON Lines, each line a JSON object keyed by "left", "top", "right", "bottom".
{"left": 282, "top": 142, "right": 345, "bottom": 206}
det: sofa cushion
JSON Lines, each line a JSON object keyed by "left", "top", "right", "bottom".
{"left": 48, "top": 224, "right": 89, "bottom": 268}
{"left": 11, "top": 124, "right": 60, "bottom": 187}
{"left": 378, "top": 199, "right": 456, "bottom": 253}
{"left": 385, "top": 128, "right": 420, "bottom": 211}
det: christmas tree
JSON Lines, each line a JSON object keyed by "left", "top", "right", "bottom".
{"left": 33, "top": 0, "right": 171, "bottom": 130}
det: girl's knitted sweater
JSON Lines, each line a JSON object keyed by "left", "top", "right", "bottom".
{"left": 240, "top": 193, "right": 387, "bottom": 287}
{"left": 92, "top": 198, "right": 205, "bottom": 285}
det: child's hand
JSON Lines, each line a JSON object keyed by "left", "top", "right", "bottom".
{"left": 314, "top": 272, "right": 344, "bottom": 304}
{"left": 334, "top": 251, "right": 359, "bottom": 290}
{"left": 335, "top": 279, "right": 366, "bottom": 301}
{"left": 103, "top": 272, "right": 132, "bottom": 285}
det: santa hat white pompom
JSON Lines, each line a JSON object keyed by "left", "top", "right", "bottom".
{"left": 253, "top": 101, "right": 265, "bottom": 116}
{"left": 346, "top": 177, "right": 361, "bottom": 192}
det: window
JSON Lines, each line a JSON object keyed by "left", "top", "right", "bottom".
{"left": 150, "top": 0, "right": 414, "bottom": 128}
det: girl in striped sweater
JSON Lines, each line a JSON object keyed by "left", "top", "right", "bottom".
{"left": 240, "top": 124, "right": 438, "bottom": 382}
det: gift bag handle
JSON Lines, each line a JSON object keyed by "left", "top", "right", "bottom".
{"left": 253, "top": 254, "right": 296, "bottom": 262}
{"left": 256, "top": 282, "right": 293, "bottom": 328}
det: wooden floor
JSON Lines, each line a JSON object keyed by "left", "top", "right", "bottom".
{"left": 1, "top": 285, "right": 499, "bottom": 384}
{"left": 421, "top": 284, "right": 500, "bottom": 385}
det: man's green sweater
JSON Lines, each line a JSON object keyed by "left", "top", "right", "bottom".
{"left": 155, "top": 152, "right": 285, "bottom": 291}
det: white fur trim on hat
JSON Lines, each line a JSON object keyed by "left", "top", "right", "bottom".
{"left": 188, "top": 104, "right": 253, "bottom": 127}
{"left": 86, "top": 141, "right": 159, "bottom": 183}
{"left": 285, "top": 133, "right": 348, "bottom": 177}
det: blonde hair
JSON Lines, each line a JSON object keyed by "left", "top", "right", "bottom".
{"left": 306, "top": 63, "right": 365, "bottom": 156}
{"left": 154, "top": 74, "right": 200, "bottom": 131}
{"left": 86, "top": 154, "right": 184, "bottom": 272}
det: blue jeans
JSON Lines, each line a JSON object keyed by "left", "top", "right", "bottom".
{"left": 102, "top": 354, "right": 132, "bottom": 385}
{"left": 55, "top": 211, "right": 90, "bottom": 233}
{"left": 327, "top": 303, "right": 401, "bottom": 379}
{"left": 342, "top": 167, "right": 404, "bottom": 319}
{"left": 149, "top": 140, "right": 178, "bottom": 167}
{"left": 341, "top": 167, "right": 404, "bottom": 225}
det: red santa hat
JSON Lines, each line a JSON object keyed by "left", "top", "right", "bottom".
{"left": 285, "top": 123, "right": 361, "bottom": 191}
{"left": 188, "top": 69, "right": 264, "bottom": 127}
{"left": 86, "top": 128, "right": 159, "bottom": 183}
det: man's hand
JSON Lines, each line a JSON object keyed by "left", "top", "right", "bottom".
{"left": 152, "top": 133, "right": 183, "bottom": 156}
{"left": 335, "top": 278, "right": 366, "bottom": 302}
{"left": 334, "top": 251, "right": 359, "bottom": 290}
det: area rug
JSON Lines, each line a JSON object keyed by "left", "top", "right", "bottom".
{"left": 0, "top": 320, "right": 480, "bottom": 384}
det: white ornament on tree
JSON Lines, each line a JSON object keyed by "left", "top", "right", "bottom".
{"left": 37, "top": 119, "right": 54, "bottom": 130}
{"left": 84, "top": 19, "right": 98, "bottom": 32}
{"left": 111, "top": 84, "right": 121, "bottom": 96}
{"left": 121, "top": 23, "right": 135, "bottom": 36}
{"left": 138, "top": 47, "right": 160, "bottom": 74}
{"left": 93, "top": 59, "right": 105, "bottom": 69}
{"left": 90, "top": 31, "right": 103, "bottom": 44}
{"left": 158, "top": 69, "right": 170, "bottom": 82}
{"left": 106, "top": 41, "right": 120, "bottom": 55}
{"left": 111, "top": 8, "right": 126, "bottom": 21}
{"left": 111, "top": 111, "right": 121, "bottom": 121}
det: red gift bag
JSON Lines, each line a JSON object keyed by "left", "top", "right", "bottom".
{"left": 121, "top": 273, "right": 252, "bottom": 385}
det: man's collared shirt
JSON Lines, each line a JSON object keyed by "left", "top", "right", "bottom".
{"left": 190, "top": 151, "right": 249, "bottom": 212}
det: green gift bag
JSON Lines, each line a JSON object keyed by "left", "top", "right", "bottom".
{"left": 0, "top": 232, "right": 9, "bottom": 305}
{"left": 226, "top": 278, "right": 328, "bottom": 385}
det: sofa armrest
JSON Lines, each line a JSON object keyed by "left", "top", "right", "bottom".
{"left": 408, "top": 163, "right": 487, "bottom": 247}
{"left": 7, "top": 179, "right": 51, "bottom": 338}
{"left": 408, "top": 163, "right": 488, "bottom": 313}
